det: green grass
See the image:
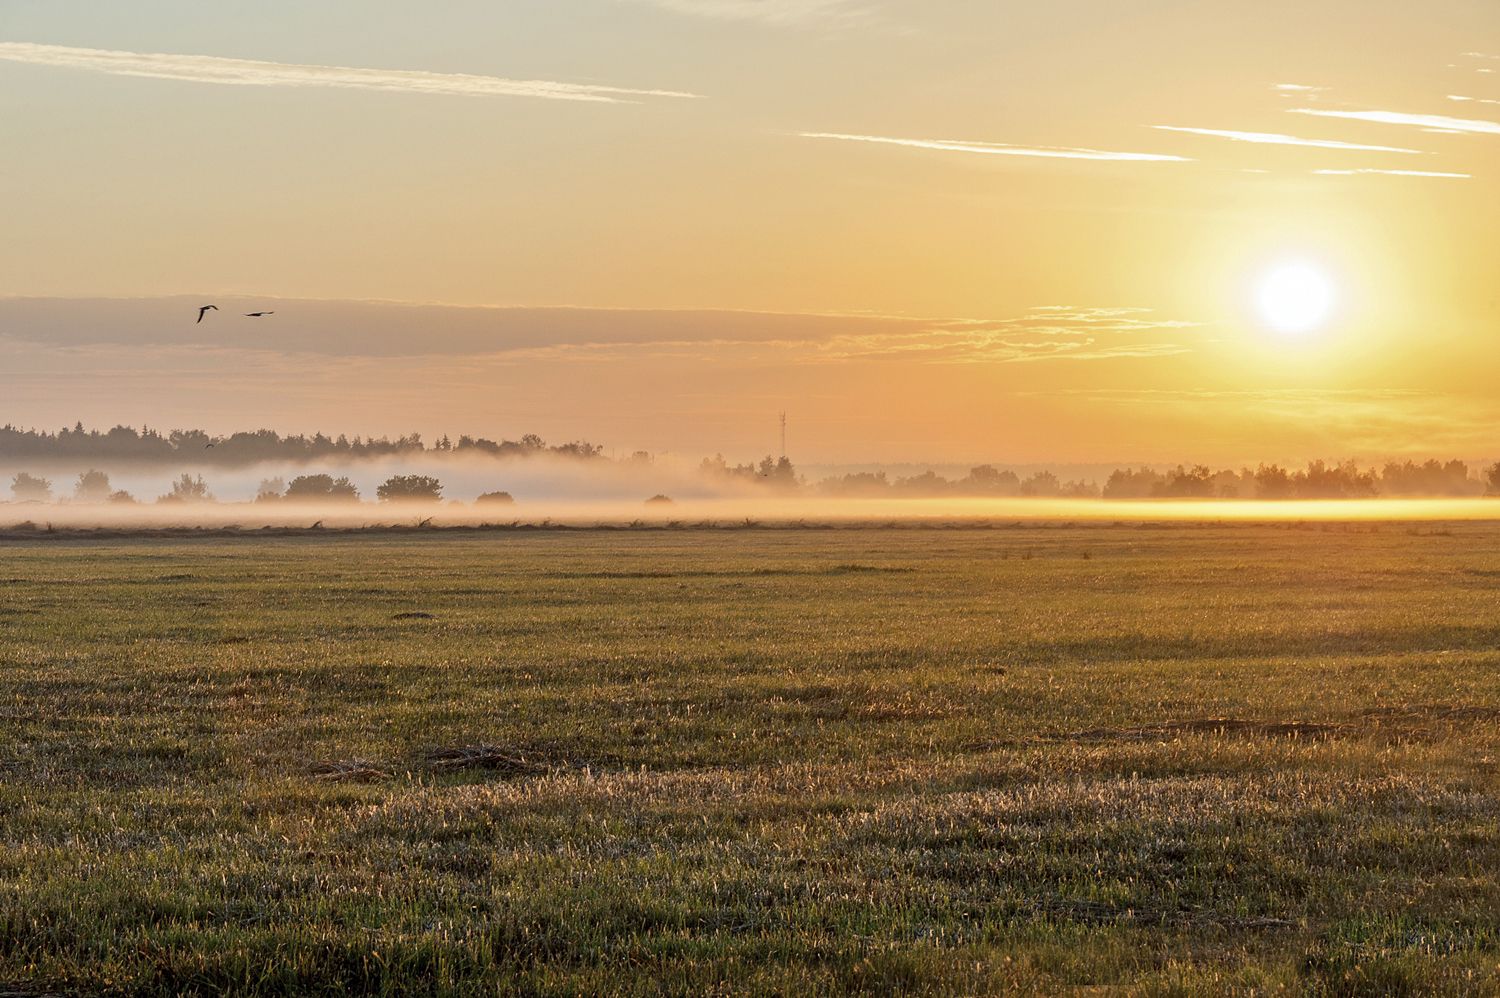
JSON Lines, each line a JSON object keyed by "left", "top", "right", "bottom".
{"left": 1, "top": 522, "right": 1498, "bottom": 996}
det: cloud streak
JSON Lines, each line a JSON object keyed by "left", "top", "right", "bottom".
{"left": 1290, "top": 107, "right": 1500, "bottom": 135}
{"left": 1152, "top": 125, "right": 1420, "bottom": 153}
{"left": 0, "top": 42, "right": 699, "bottom": 103}
{"left": 801, "top": 132, "right": 1189, "bottom": 162}
{"left": 1311, "top": 168, "right": 1469, "bottom": 177}
{"left": 624, "top": 0, "right": 869, "bottom": 25}
{"left": 806, "top": 306, "right": 1201, "bottom": 364}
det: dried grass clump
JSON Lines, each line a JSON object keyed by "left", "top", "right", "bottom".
{"left": 426, "top": 744, "right": 546, "bottom": 774}
{"left": 309, "top": 760, "right": 389, "bottom": 783}
{"left": 1069, "top": 718, "right": 1354, "bottom": 742}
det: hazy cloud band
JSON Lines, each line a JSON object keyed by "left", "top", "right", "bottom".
{"left": 624, "top": 0, "right": 866, "bottom": 24}
{"left": 1312, "top": 168, "right": 1469, "bottom": 178}
{"left": 0, "top": 42, "right": 699, "bottom": 103}
{"left": 801, "top": 132, "right": 1189, "bottom": 162}
{"left": 1290, "top": 108, "right": 1500, "bottom": 135}
{"left": 1152, "top": 125, "right": 1420, "bottom": 153}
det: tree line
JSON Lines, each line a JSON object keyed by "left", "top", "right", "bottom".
{"left": 5, "top": 471, "right": 492, "bottom": 505}
{"left": 8, "top": 448, "right": 1499, "bottom": 506}
{"left": 807, "top": 458, "right": 1499, "bottom": 499}
{"left": 0, "top": 423, "right": 603, "bottom": 466}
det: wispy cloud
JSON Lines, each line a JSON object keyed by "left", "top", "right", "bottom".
{"left": 432, "top": 306, "right": 1201, "bottom": 366}
{"left": 621, "top": 0, "right": 871, "bottom": 25}
{"left": 1290, "top": 107, "right": 1500, "bottom": 135}
{"left": 1312, "top": 168, "right": 1469, "bottom": 178}
{"left": 1152, "top": 125, "right": 1420, "bottom": 153}
{"left": 801, "top": 132, "right": 1189, "bottom": 162}
{"left": 0, "top": 42, "right": 699, "bottom": 103}
{"left": 1449, "top": 95, "right": 1500, "bottom": 105}
{"left": 808, "top": 307, "right": 1202, "bottom": 364}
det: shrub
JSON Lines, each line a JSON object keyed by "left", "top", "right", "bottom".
{"left": 376, "top": 475, "right": 442, "bottom": 503}
{"left": 157, "top": 474, "right": 213, "bottom": 504}
{"left": 73, "top": 470, "right": 111, "bottom": 503}
{"left": 476, "top": 491, "right": 514, "bottom": 504}
{"left": 10, "top": 472, "right": 52, "bottom": 503}
{"left": 286, "top": 474, "right": 360, "bottom": 502}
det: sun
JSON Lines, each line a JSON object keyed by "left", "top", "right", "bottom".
{"left": 1256, "top": 260, "right": 1336, "bottom": 335}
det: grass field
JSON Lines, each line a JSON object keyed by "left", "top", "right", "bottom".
{"left": 1, "top": 521, "right": 1498, "bottom": 996}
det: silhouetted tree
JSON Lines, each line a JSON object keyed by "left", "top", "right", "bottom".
{"left": 893, "top": 471, "right": 952, "bottom": 496}
{"left": 158, "top": 474, "right": 212, "bottom": 504}
{"left": 475, "top": 491, "right": 515, "bottom": 504}
{"left": 957, "top": 465, "right": 1021, "bottom": 496}
{"left": 1255, "top": 464, "right": 1296, "bottom": 499}
{"left": 1255, "top": 460, "right": 1377, "bottom": 499}
{"left": 1018, "top": 471, "right": 1060, "bottom": 497}
{"left": 1102, "top": 467, "right": 1164, "bottom": 499}
{"left": 377, "top": 475, "right": 442, "bottom": 503}
{"left": 757, "top": 455, "right": 798, "bottom": 490}
{"left": 1151, "top": 465, "right": 1216, "bottom": 498}
{"left": 10, "top": 472, "right": 51, "bottom": 502}
{"left": 702, "top": 453, "right": 799, "bottom": 489}
{"left": 814, "top": 471, "right": 891, "bottom": 497}
{"left": 1018, "top": 471, "right": 1098, "bottom": 498}
{"left": 108, "top": 490, "right": 138, "bottom": 504}
{"left": 285, "top": 474, "right": 360, "bottom": 502}
{"left": 1381, "top": 459, "right": 1481, "bottom": 496}
{"left": 73, "top": 469, "right": 111, "bottom": 503}
{"left": 1296, "top": 460, "right": 1378, "bottom": 498}
{"left": 255, "top": 477, "right": 285, "bottom": 503}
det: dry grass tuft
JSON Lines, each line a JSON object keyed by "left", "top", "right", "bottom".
{"left": 309, "top": 759, "right": 390, "bottom": 782}
{"left": 1069, "top": 718, "right": 1356, "bottom": 742}
{"left": 426, "top": 744, "right": 547, "bottom": 774}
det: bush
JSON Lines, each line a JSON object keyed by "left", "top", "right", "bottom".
{"left": 73, "top": 470, "right": 111, "bottom": 503}
{"left": 476, "top": 491, "right": 514, "bottom": 504}
{"left": 11, "top": 472, "right": 52, "bottom": 503}
{"left": 376, "top": 475, "right": 442, "bottom": 503}
{"left": 286, "top": 474, "right": 360, "bottom": 502}
{"left": 157, "top": 474, "right": 212, "bottom": 504}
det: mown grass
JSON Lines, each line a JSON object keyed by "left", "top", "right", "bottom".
{"left": 0, "top": 522, "right": 1498, "bottom": 995}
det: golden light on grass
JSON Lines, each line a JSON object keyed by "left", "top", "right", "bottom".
{"left": 1, "top": 528, "right": 1498, "bottom": 994}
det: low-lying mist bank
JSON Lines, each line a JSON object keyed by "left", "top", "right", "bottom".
{"left": 3, "top": 496, "right": 1499, "bottom": 531}
{"left": 6, "top": 452, "right": 1500, "bottom": 513}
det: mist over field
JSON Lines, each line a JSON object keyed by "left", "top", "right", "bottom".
{"left": 4, "top": 419, "right": 1500, "bottom": 528}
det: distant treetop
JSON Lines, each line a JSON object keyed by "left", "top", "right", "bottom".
{"left": 0, "top": 422, "right": 604, "bottom": 467}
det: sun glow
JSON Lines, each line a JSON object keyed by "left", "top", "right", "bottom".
{"left": 1256, "top": 261, "right": 1336, "bottom": 335}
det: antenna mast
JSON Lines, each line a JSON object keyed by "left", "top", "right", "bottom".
{"left": 779, "top": 411, "right": 787, "bottom": 459}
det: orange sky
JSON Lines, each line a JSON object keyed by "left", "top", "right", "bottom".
{"left": 1, "top": 1, "right": 1498, "bottom": 465}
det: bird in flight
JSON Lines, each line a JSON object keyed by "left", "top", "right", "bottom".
{"left": 196, "top": 304, "right": 218, "bottom": 323}
{"left": 245, "top": 311, "right": 275, "bottom": 317}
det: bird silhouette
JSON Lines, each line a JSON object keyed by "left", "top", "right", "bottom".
{"left": 245, "top": 311, "right": 275, "bottom": 317}
{"left": 196, "top": 305, "right": 218, "bottom": 323}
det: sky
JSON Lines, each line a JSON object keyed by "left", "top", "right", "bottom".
{"left": 1, "top": 0, "right": 1498, "bottom": 467}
